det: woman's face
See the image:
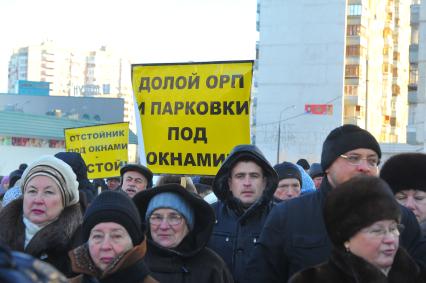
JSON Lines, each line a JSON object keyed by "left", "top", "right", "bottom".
{"left": 23, "top": 176, "right": 64, "bottom": 225}
{"left": 395, "top": 189, "right": 426, "bottom": 223}
{"left": 88, "top": 222, "right": 133, "bottom": 271}
{"left": 346, "top": 219, "right": 400, "bottom": 271}
{"left": 149, "top": 208, "right": 189, "bottom": 248}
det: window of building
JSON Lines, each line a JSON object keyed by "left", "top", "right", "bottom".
{"left": 410, "top": 65, "right": 418, "bottom": 84}
{"left": 382, "top": 63, "right": 391, "bottom": 74}
{"left": 344, "top": 85, "right": 359, "bottom": 96}
{"left": 393, "top": 51, "right": 400, "bottom": 60}
{"left": 392, "top": 84, "right": 400, "bottom": 96}
{"left": 392, "top": 67, "right": 398, "bottom": 77}
{"left": 348, "top": 4, "right": 362, "bottom": 16}
{"left": 347, "top": 24, "right": 361, "bottom": 36}
{"left": 346, "top": 45, "right": 361, "bottom": 56}
{"left": 345, "top": 64, "right": 360, "bottom": 77}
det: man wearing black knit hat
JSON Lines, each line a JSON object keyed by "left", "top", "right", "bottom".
{"left": 273, "top": 161, "right": 302, "bottom": 202}
{"left": 244, "top": 124, "right": 426, "bottom": 283}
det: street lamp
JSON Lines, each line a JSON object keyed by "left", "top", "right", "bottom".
{"left": 277, "top": 105, "right": 295, "bottom": 164}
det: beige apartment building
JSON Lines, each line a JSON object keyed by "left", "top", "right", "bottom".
{"left": 7, "top": 41, "right": 137, "bottom": 132}
{"left": 344, "top": 0, "right": 410, "bottom": 143}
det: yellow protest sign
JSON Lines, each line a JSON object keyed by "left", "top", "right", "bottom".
{"left": 64, "top": 122, "right": 129, "bottom": 179}
{"left": 132, "top": 61, "right": 253, "bottom": 175}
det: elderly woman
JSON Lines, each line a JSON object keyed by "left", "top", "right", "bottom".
{"left": 380, "top": 153, "right": 426, "bottom": 234}
{"left": 134, "top": 184, "right": 233, "bottom": 283}
{"left": 289, "top": 176, "right": 424, "bottom": 282}
{"left": 69, "top": 190, "right": 157, "bottom": 283}
{"left": 0, "top": 155, "right": 82, "bottom": 277}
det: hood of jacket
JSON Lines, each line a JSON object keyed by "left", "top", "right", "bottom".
{"left": 133, "top": 184, "right": 215, "bottom": 258}
{"left": 213, "top": 144, "right": 278, "bottom": 210}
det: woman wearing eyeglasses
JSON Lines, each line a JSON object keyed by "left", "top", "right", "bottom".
{"left": 133, "top": 184, "right": 233, "bottom": 283}
{"left": 381, "top": 153, "right": 426, "bottom": 235}
{"left": 289, "top": 176, "right": 425, "bottom": 283}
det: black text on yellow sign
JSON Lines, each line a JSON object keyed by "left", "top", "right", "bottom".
{"left": 131, "top": 61, "right": 253, "bottom": 176}
{"left": 64, "top": 122, "right": 129, "bottom": 179}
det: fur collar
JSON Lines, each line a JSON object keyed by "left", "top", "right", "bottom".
{"left": 291, "top": 248, "right": 423, "bottom": 283}
{"left": 69, "top": 241, "right": 148, "bottom": 279}
{"left": 0, "top": 198, "right": 82, "bottom": 256}
{"left": 331, "top": 248, "right": 422, "bottom": 282}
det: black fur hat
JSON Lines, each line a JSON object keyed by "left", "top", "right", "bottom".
{"left": 324, "top": 176, "right": 400, "bottom": 249}
{"left": 380, "top": 153, "right": 426, "bottom": 194}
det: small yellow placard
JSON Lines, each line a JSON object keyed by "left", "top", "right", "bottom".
{"left": 64, "top": 122, "right": 129, "bottom": 179}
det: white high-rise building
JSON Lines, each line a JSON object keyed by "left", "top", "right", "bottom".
{"left": 254, "top": 0, "right": 411, "bottom": 164}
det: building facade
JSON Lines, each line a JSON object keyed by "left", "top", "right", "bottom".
{"left": 7, "top": 41, "right": 137, "bottom": 132}
{"left": 254, "top": 0, "right": 411, "bottom": 164}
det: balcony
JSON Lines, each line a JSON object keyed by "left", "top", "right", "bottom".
{"left": 410, "top": 44, "right": 419, "bottom": 63}
{"left": 345, "top": 94, "right": 365, "bottom": 106}
{"left": 408, "top": 90, "right": 418, "bottom": 103}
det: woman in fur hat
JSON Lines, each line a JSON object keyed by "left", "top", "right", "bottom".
{"left": 133, "top": 184, "right": 233, "bottom": 283}
{"left": 69, "top": 190, "right": 158, "bottom": 283}
{"left": 381, "top": 153, "right": 426, "bottom": 235}
{"left": 289, "top": 176, "right": 425, "bottom": 283}
{"left": 0, "top": 155, "right": 83, "bottom": 277}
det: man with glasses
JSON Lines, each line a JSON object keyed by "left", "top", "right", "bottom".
{"left": 244, "top": 124, "right": 426, "bottom": 283}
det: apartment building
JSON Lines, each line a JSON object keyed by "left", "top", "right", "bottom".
{"left": 7, "top": 41, "right": 136, "bottom": 132}
{"left": 254, "top": 0, "right": 411, "bottom": 163}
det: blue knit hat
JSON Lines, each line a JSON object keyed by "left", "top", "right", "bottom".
{"left": 146, "top": 192, "right": 194, "bottom": 230}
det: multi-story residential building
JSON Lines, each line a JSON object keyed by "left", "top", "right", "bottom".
{"left": 7, "top": 41, "right": 136, "bottom": 132}
{"left": 408, "top": 0, "right": 421, "bottom": 144}
{"left": 253, "top": 0, "right": 411, "bottom": 164}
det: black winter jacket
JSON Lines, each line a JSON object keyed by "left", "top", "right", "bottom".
{"left": 207, "top": 144, "right": 278, "bottom": 283}
{"left": 244, "top": 177, "right": 426, "bottom": 283}
{"left": 133, "top": 185, "right": 234, "bottom": 283}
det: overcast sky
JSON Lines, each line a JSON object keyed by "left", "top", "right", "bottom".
{"left": 0, "top": 0, "right": 258, "bottom": 92}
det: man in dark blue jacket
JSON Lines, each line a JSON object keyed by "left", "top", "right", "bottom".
{"left": 207, "top": 144, "right": 278, "bottom": 283}
{"left": 244, "top": 124, "right": 426, "bottom": 282}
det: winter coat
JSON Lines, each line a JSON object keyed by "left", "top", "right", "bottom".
{"left": 69, "top": 242, "right": 158, "bottom": 283}
{"left": 289, "top": 247, "right": 425, "bottom": 283}
{"left": 207, "top": 144, "right": 278, "bottom": 283}
{"left": 54, "top": 152, "right": 97, "bottom": 203}
{"left": 243, "top": 177, "right": 426, "bottom": 283}
{"left": 0, "top": 198, "right": 83, "bottom": 277}
{"left": 133, "top": 185, "right": 234, "bottom": 283}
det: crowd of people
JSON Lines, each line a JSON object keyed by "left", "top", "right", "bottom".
{"left": 1, "top": 124, "right": 426, "bottom": 282}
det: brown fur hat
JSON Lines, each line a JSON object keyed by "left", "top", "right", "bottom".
{"left": 324, "top": 175, "right": 400, "bottom": 249}
{"left": 380, "top": 153, "right": 426, "bottom": 194}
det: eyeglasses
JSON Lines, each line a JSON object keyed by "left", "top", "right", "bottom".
{"left": 339, "top": 154, "right": 380, "bottom": 167}
{"left": 361, "top": 223, "right": 404, "bottom": 238}
{"left": 149, "top": 214, "right": 183, "bottom": 226}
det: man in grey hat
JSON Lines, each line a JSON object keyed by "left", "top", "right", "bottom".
{"left": 244, "top": 124, "right": 426, "bottom": 283}
{"left": 106, "top": 176, "right": 121, "bottom": 191}
{"left": 120, "top": 163, "right": 153, "bottom": 198}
